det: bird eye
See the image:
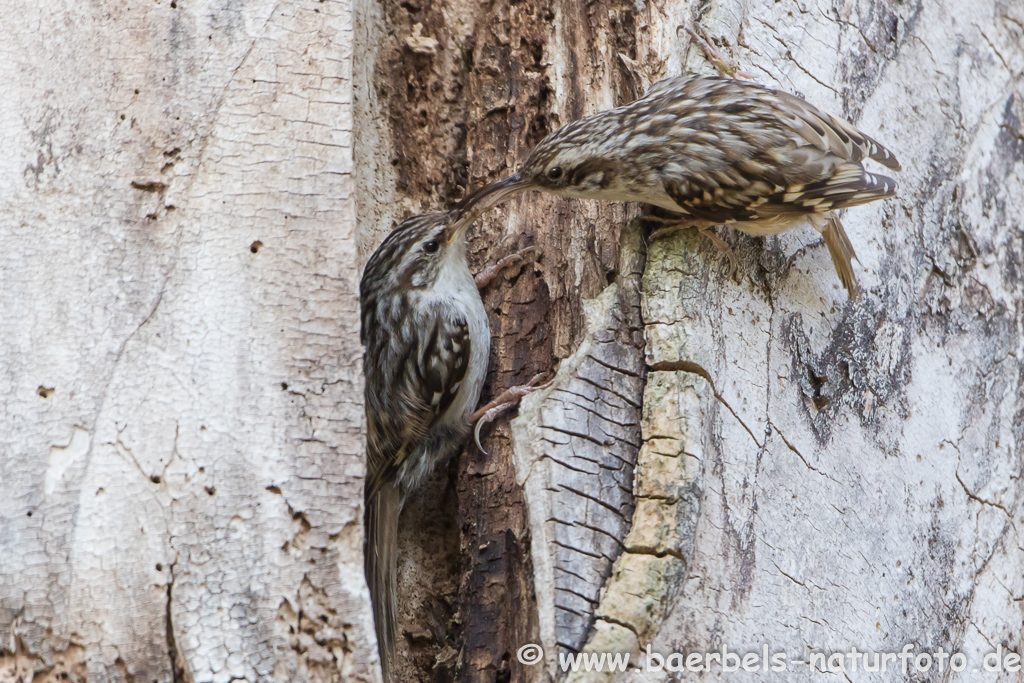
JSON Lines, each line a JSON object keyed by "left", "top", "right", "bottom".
{"left": 547, "top": 166, "right": 563, "bottom": 180}
{"left": 423, "top": 240, "right": 440, "bottom": 254}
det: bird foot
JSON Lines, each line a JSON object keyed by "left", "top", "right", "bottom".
{"left": 470, "top": 373, "right": 552, "bottom": 453}
{"left": 645, "top": 216, "right": 739, "bottom": 283}
{"left": 643, "top": 213, "right": 691, "bottom": 238}
{"left": 680, "top": 23, "right": 753, "bottom": 80}
{"left": 698, "top": 226, "right": 740, "bottom": 283}
{"left": 475, "top": 246, "right": 540, "bottom": 290}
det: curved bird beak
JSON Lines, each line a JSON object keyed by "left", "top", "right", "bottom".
{"left": 458, "top": 172, "right": 530, "bottom": 212}
{"left": 446, "top": 173, "right": 531, "bottom": 243}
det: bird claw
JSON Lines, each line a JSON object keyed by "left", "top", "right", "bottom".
{"left": 679, "top": 23, "right": 754, "bottom": 80}
{"left": 474, "top": 246, "right": 541, "bottom": 290}
{"left": 645, "top": 217, "right": 739, "bottom": 283}
{"left": 698, "top": 226, "right": 740, "bottom": 283}
{"left": 470, "top": 373, "right": 552, "bottom": 454}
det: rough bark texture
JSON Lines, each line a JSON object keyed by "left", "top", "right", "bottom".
{"left": 360, "top": 0, "right": 1024, "bottom": 681}
{"left": 5, "top": 0, "right": 1023, "bottom": 681}
{"left": 355, "top": 0, "right": 644, "bottom": 680}
{"left": 509, "top": 226, "right": 645, "bottom": 666}
{"left": 1, "top": 1, "right": 376, "bottom": 682}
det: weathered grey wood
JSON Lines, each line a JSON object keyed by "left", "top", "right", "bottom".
{"left": 511, "top": 227, "right": 646, "bottom": 673}
{"left": 557, "top": 0, "right": 1024, "bottom": 681}
{"left": 5, "top": 0, "right": 1023, "bottom": 681}
{"left": 0, "top": 1, "right": 377, "bottom": 681}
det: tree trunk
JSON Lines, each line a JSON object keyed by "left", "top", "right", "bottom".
{"left": 359, "top": 0, "right": 1024, "bottom": 681}
{"left": 1, "top": 1, "right": 377, "bottom": 681}
{"left": 4, "top": 0, "right": 1023, "bottom": 682}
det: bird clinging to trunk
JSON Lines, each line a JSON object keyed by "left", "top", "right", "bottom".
{"left": 360, "top": 211, "right": 490, "bottom": 680}
{"left": 461, "top": 74, "right": 901, "bottom": 298}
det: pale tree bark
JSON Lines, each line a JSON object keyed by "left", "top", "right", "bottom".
{"left": 1, "top": 1, "right": 377, "bottom": 682}
{"left": 4, "top": 0, "right": 1023, "bottom": 682}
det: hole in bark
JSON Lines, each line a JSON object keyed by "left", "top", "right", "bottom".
{"left": 120, "top": 114, "right": 125, "bottom": 120}
{"left": 26, "top": 511, "right": 32, "bottom": 517}
{"left": 495, "top": 652, "right": 511, "bottom": 683}
{"left": 205, "top": 486, "right": 216, "bottom": 496}
{"left": 266, "top": 485, "right": 282, "bottom": 494}
{"left": 250, "top": 240, "right": 263, "bottom": 253}
{"left": 151, "top": 475, "right": 161, "bottom": 484}
{"left": 156, "top": 563, "right": 163, "bottom": 571}
{"left": 37, "top": 386, "right": 54, "bottom": 398}
{"left": 170, "top": 1, "right": 177, "bottom": 7}
{"left": 281, "top": 382, "right": 288, "bottom": 390}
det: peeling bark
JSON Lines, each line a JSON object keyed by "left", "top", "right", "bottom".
{"left": 4, "top": 0, "right": 1023, "bottom": 682}
{"left": 509, "top": 226, "right": 645, "bottom": 674}
{"left": 360, "top": 0, "right": 1024, "bottom": 680}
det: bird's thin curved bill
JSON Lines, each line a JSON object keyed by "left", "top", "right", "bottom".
{"left": 446, "top": 173, "right": 529, "bottom": 242}
{"left": 457, "top": 173, "right": 528, "bottom": 215}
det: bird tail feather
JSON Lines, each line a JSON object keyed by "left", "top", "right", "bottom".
{"left": 821, "top": 213, "right": 859, "bottom": 299}
{"left": 366, "top": 482, "right": 400, "bottom": 682}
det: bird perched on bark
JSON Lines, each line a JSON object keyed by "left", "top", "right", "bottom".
{"left": 360, "top": 211, "right": 490, "bottom": 680}
{"left": 459, "top": 74, "right": 901, "bottom": 298}
{"left": 360, "top": 210, "right": 544, "bottom": 679}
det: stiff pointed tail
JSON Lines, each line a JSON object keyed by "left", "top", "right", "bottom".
{"left": 821, "top": 213, "right": 860, "bottom": 299}
{"left": 365, "top": 481, "right": 400, "bottom": 681}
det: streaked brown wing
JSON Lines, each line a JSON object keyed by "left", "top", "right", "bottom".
{"left": 656, "top": 78, "right": 899, "bottom": 222}
{"left": 770, "top": 88, "right": 902, "bottom": 171}
{"left": 365, "top": 313, "right": 471, "bottom": 498}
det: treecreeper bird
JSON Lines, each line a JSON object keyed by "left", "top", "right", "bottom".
{"left": 360, "top": 210, "right": 545, "bottom": 680}
{"left": 360, "top": 211, "right": 489, "bottom": 680}
{"left": 460, "top": 74, "right": 901, "bottom": 298}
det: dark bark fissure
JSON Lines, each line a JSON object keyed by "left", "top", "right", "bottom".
{"left": 165, "top": 560, "right": 186, "bottom": 683}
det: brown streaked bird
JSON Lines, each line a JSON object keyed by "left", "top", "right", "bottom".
{"left": 459, "top": 74, "right": 901, "bottom": 298}
{"left": 360, "top": 211, "right": 490, "bottom": 681}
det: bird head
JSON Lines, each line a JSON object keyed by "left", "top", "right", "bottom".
{"left": 455, "top": 116, "right": 619, "bottom": 216}
{"left": 360, "top": 211, "right": 472, "bottom": 303}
